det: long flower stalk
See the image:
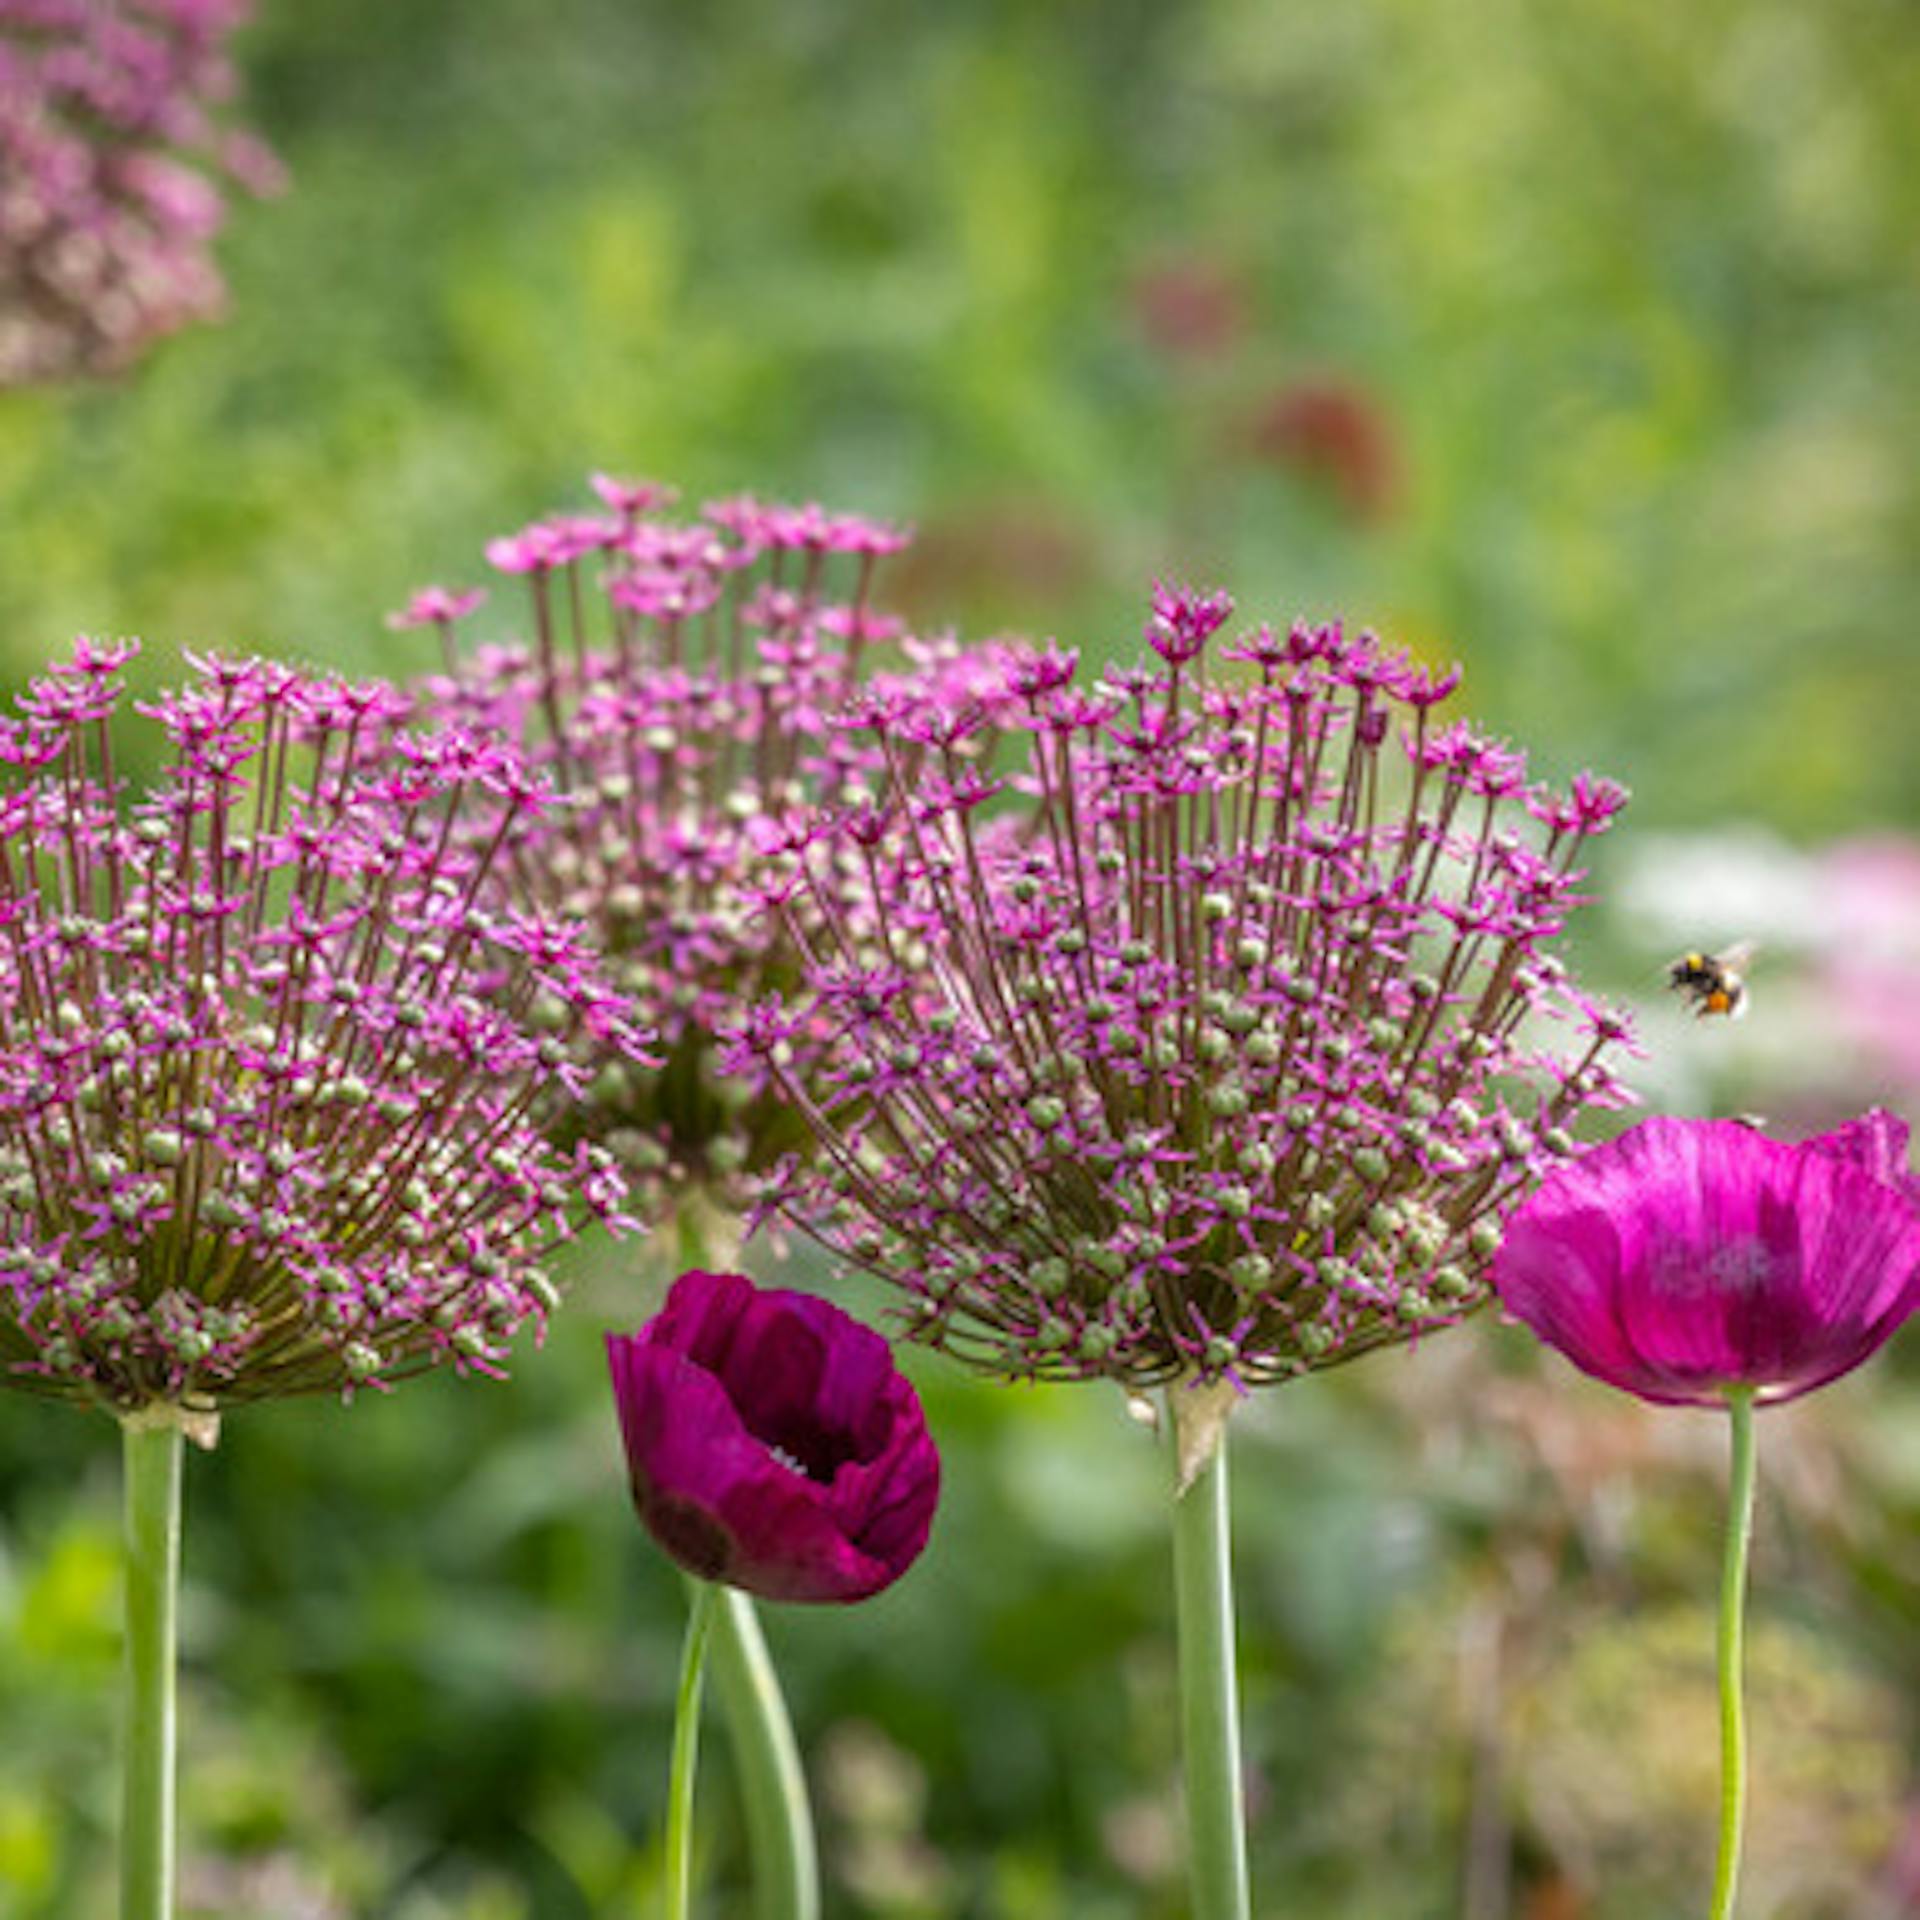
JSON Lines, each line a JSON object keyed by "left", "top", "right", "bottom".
{"left": 120, "top": 1410, "right": 185, "bottom": 1920}
{"left": 708, "top": 1591, "right": 819, "bottom": 1920}
{"left": 1492, "top": 1112, "right": 1920, "bottom": 1919}
{"left": 615, "top": 1272, "right": 937, "bottom": 1915}
{"left": 1711, "top": 1387, "right": 1757, "bottom": 1920}
{"left": 729, "top": 584, "right": 1630, "bottom": 1918}
{"left": 1168, "top": 1407, "right": 1250, "bottom": 1920}
{"left": 665, "top": 1581, "right": 720, "bottom": 1920}
{"left": 672, "top": 1211, "right": 821, "bottom": 1920}
{"left": 0, "top": 641, "right": 648, "bottom": 1920}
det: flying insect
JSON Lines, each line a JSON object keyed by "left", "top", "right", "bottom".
{"left": 1666, "top": 941, "right": 1755, "bottom": 1020}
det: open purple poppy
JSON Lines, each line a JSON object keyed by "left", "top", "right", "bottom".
{"left": 1493, "top": 1111, "right": 1920, "bottom": 1407}
{"left": 608, "top": 1270, "right": 940, "bottom": 1603}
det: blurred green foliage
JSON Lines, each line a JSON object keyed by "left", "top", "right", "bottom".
{"left": 3, "top": 0, "right": 1918, "bottom": 827}
{"left": 0, "top": 0, "right": 1917, "bottom": 1913}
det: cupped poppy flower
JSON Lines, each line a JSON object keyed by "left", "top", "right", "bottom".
{"left": 1493, "top": 1110, "right": 1920, "bottom": 1407}
{"left": 608, "top": 1270, "right": 940, "bottom": 1603}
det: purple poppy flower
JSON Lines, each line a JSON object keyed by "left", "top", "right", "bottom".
{"left": 608, "top": 1270, "right": 940, "bottom": 1604}
{"left": 1493, "top": 1111, "right": 1920, "bottom": 1407}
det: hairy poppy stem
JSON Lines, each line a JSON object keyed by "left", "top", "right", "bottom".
{"left": 1168, "top": 1405, "right": 1250, "bottom": 1920}
{"left": 121, "top": 1411, "right": 184, "bottom": 1920}
{"left": 1711, "top": 1387, "right": 1758, "bottom": 1920}
{"left": 665, "top": 1581, "right": 720, "bottom": 1920}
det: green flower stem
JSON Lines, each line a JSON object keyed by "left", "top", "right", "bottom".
{"left": 1167, "top": 1408, "right": 1251, "bottom": 1920}
{"left": 120, "top": 1410, "right": 184, "bottom": 1920}
{"left": 706, "top": 1586, "right": 819, "bottom": 1920}
{"left": 668, "top": 1204, "right": 820, "bottom": 1920}
{"left": 665, "top": 1580, "right": 720, "bottom": 1920}
{"left": 1711, "top": 1386, "right": 1759, "bottom": 1920}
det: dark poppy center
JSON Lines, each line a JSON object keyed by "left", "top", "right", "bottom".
{"left": 745, "top": 1416, "right": 859, "bottom": 1485}
{"left": 703, "top": 1298, "right": 886, "bottom": 1486}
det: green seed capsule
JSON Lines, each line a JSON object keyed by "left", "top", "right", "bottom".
{"left": 141, "top": 1130, "right": 185, "bottom": 1167}
{"left": 1229, "top": 1252, "right": 1274, "bottom": 1289}
{"left": 1077, "top": 1324, "right": 1118, "bottom": 1363}
{"left": 1030, "top": 1257, "right": 1070, "bottom": 1298}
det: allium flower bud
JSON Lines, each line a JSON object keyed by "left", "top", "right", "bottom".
{"left": 607, "top": 1269, "right": 940, "bottom": 1603}
{"left": 1493, "top": 1110, "right": 1920, "bottom": 1406}
{"left": 0, "top": 0, "right": 285, "bottom": 387}
{"left": 0, "top": 640, "right": 653, "bottom": 1412}
{"left": 731, "top": 595, "right": 1636, "bottom": 1391}
{"left": 406, "top": 477, "right": 1000, "bottom": 1216}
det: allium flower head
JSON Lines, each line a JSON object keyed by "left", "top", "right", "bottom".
{"left": 731, "top": 590, "right": 1635, "bottom": 1390}
{"left": 607, "top": 1268, "right": 940, "bottom": 1603}
{"left": 0, "top": 640, "right": 652, "bottom": 1413}
{"left": 1493, "top": 1111, "right": 1920, "bottom": 1407}
{"left": 0, "top": 0, "right": 284, "bottom": 387}
{"left": 407, "top": 478, "right": 995, "bottom": 1214}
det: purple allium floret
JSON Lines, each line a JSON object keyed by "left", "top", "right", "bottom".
{"left": 0, "top": 640, "right": 653, "bottom": 1412}
{"left": 728, "top": 595, "right": 1638, "bottom": 1390}
{"left": 0, "top": 0, "right": 284, "bottom": 388}
{"left": 405, "top": 476, "right": 1000, "bottom": 1215}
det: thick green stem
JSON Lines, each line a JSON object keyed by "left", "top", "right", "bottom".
{"left": 707, "top": 1587, "right": 819, "bottom": 1920}
{"left": 665, "top": 1581, "right": 720, "bottom": 1920}
{"left": 668, "top": 1205, "right": 818, "bottom": 1920}
{"left": 120, "top": 1412, "right": 184, "bottom": 1920}
{"left": 1710, "top": 1387, "right": 1758, "bottom": 1920}
{"left": 1168, "top": 1408, "right": 1251, "bottom": 1920}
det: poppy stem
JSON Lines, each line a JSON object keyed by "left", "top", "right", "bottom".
{"left": 1167, "top": 1406, "right": 1251, "bottom": 1920}
{"left": 670, "top": 1210, "right": 820, "bottom": 1920}
{"left": 707, "top": 1587, "right": 820, "bottom": 1920}
{"left": 1710, "top": 1386, "right": 1758, "bottom": 1920}
{"left": 121, "top": 1410, "right": 184, "bottom": 1920}
{"left": 665, "top": 1580, "right": 720, "bottom": 1920}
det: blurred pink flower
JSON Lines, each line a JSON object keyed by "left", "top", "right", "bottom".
{"left": 386, "top": 584, "right": 487, "bottom": 630}
{"left": 1129, "top": 252, "right": 1247, "bottom": 362}
{"left": 1245, "top": 375, "right": 1402, "bottom": 523}
{"left": 0, "top": 0, "right": 283, "bottom": 386}
{"left": 1818, "top": 838, "right": 1920, "bottom": 1088}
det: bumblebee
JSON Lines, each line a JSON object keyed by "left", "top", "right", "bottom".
{"left": 1666, "top": 941, "right": 1754, "bottom": 1019}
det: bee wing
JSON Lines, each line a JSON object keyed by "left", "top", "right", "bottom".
{"left": 1717, "top": 939, "right": 1759, "bottom": 971}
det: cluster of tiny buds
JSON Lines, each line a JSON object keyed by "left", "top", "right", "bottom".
{"left": 400, "top": 476, "right": 1002, "bottom": 1214}
{"left": 0, "top": 0, "right": 283, "bottom": 387}
{"left": 0, "top": 639, "right": 652, "bottom": 1412}
{"left": 732, "top": 586, "right": 1638, "bottom": 1391}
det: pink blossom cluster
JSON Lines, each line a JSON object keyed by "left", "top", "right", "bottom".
{"left": 0, "top": 0, "right": 282, "bottom": 387}
{"left": 403, "top": 476, "right": 1000, "bottom": 1212}
{"left": 0, "top": 639, "right": 650, "bottom": 1409}
{"left": 729, "top": 588, "right": 1637, "bottom": 1387}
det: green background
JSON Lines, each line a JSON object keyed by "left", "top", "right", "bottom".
{"left": 0, "top": 1, "right": 1915, "bottom": 1913}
